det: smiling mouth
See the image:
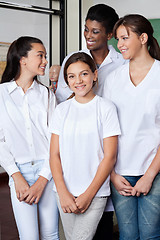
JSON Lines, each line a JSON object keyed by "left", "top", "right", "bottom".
{"left": 86, "top": 40, "right": 96, "bottom": 46}
{"left": 75, "top": 85, "right": 85, "bottom": 90}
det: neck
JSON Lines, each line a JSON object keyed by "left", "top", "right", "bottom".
{"left": 130, "top": 49, "right": 154, "bottom": 69}
{"left": 75, "top": 91, "right": 95, "bottom": 104}
{"left": 90, "top": 47, "right": 109, "bottom": 65}
{"left": 16, "top": 75, "right": 34, "bottom": 93}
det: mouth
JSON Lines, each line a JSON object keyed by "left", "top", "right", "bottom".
{"left": 75, "top": 85, "right": 86, "bottom": 90}
{"left": 40, "top": 66, "right": 46, "bottom": 71}
{"left": 86, "top": 40, "right": 96, "bottom": 46}
{"left": 120, "top": 49, "right": 127, "bottom": 54}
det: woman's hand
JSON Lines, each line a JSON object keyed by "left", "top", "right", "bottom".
{"left": 131, "top": 174, "right": 153, "bottom": 197}
{"left": 111, "top": 171, "right": 133, "bottom": 196}
{"left": 12, "top": 172, "right": 30, "bottom": 201}
{"left": 59, "top": 190, "right": 80, "bottom": 214}
{"left": 22, "top": 176, "right": 48, "bottom": 204}
{"left": 75, "top": 192, "right": 92, "bottom": 214}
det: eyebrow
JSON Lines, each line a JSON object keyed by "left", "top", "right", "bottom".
{"left": 67, "top": 69, "right": 89, "bottom": 75}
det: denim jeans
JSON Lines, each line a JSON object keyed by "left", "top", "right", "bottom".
{"left": 111, "top": 173, "right": 160, "bottom": 240}
{"left": 9, "top": 160, "right": 59, "bottom": 240}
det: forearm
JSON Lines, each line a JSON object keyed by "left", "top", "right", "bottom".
{"left": 50, "top": 153, "right": 69, "bottom": 196}
{"left": 84, "top": 156, "right": 116, "bottom": 199}
{"left": 143, "top": 146, "right": 160, "bottom": 182}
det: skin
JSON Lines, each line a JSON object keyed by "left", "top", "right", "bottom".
{"left": 111, "top": 25, "right": 160, "bottom": 197}
{"left": 12, "top": 43, "right": 49, "bottom": 204}
{"left": 50, "top": 61, "right": 118, "bottom": 213}
{"left": 67, "top": 61, "right": 97, "bottom": 103}
{"left": 84, "top": 19, "right": 112, "bottom": 65}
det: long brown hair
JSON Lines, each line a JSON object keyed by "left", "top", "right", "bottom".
{"left": 113, "top": 14, "right": 160, "bottom": 61}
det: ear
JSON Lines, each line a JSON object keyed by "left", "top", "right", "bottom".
{"left": 140, "top": 33, "right": 148, "bottom": 45}
{"left": 20, "top": 56, "right": 26, "bottom": 65}
{"left": 107, "top": 32, "right": 113, "bottom": 40}
{"left": 93, "top": 69, "right": 98, "bottom": 82}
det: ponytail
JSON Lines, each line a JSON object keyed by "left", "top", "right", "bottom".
{"left": 148, "top": 36, "right": 160, "bottom": 61}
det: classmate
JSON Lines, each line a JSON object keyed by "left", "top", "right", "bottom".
{"left": 0, "top": 36, "right": 59, "bottom": 240}
{"left": 103, "top": 14, "right": 160, "bottom": 239}
{"left": 49, "top": 52, "right": 121, "bottom": 240}
{"left": 55, "top": 4, "right": 126, "bottom": 104}
{"left": 55, "top": 5, "right": 126, "bottom": 238}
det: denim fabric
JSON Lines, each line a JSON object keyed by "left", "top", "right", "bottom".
{"left": 9, "top": 160, "right": 59, "bottom": 240}
{"left": 111, "top": 173, "right": 160, "bottom": 240}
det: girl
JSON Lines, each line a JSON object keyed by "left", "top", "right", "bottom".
{"left": 55, "top": 5, "right": 126, "bottom": 239}
{"left": 103, "top": 14, "right": 160, "bottom": 239}
{"left": 0, "top": 36, "right": 59, "bottom": 240}
{"left": 49, "top": 52, "right": 121, "bottom": 240}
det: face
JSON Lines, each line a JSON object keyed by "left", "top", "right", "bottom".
{"left": 49, "top": 65, "right": 61, "bottom": 82}
{"left": 116, "top": 25, "right": 143, "bottom": 60}
{"left": 84, "top": 19, "right": 110, "bottom": 51}
{"left": 21, "top": 43, "right": 48, "bottom": 77}
{"left": 67, "top": 61, "right": 97, "bottom": 103}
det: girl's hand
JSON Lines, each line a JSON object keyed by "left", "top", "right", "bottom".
{"left": 12, "top": 172, "right": 30, "bottom": 201}
{"left": 111, "top": 172, "right": 133, "bottom": 196}
{"left": 22, "top": 176, "right": 48, "bottom": 204}
{"left": 75, "top": 192, "right": 92, "bottom": 213}
{"left": 132, "top": 174, "right": 153, "bottom": 197}
{"left": 59, "top": 191, "right": 80, "bottom": 214}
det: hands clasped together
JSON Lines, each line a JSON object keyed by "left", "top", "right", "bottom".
{"left": 12, "top": 172, "right": 48, "bottom": 205}
{"left": 111, "top": 171, "right": 153, "bottom": 197}
{"left": 59, "top": 189, "right": 93, "bottom": 214}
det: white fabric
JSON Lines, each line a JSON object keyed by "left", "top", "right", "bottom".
{"left": 55, "top": 46, "right": 126, "bottom": 103}
{"left": 103, "top": 60, "right": 160, "bottom": 176}
{"left": 49, "top": 95, "right": 121, "bottom": 197}
{"left": 0, "top": 80, "right": 56, "bottom": 180}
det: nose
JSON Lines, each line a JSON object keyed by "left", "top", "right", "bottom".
{"left": 75, "top": 76, "right": 82, "bottom": 84}
{"left": 84, "top": 30, "right": 92, "bottom": 39}
{"left": 117, "top": 39, "right": 122, "bottom": 50}
{"left": 43, "top": 57, "right": 48, "bottom": 65}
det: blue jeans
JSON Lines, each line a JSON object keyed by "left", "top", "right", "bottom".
{"left": 111, "top": 173, "right": 160, "bottom": 240}
{"left": 9, "top": 160, "right": 59, "bottom": 240}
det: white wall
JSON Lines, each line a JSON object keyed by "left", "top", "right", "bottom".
{"left": 93, "top": 0, "right": 160, "bottom": 18}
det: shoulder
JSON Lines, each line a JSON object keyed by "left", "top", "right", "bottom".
{"left": 56, "top": 98, "right": 72, "bottom": 111}
{"left": 96, "top": 96, "right": 116, "bottom": 111}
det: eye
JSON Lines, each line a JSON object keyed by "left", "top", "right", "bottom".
{"left": 93, "top": 30, "right": 100, "bottom": 34}
{"left": 84, "top": 27, "right": 89, "bottom": 32}
{"left": 68, "top": 74, "right": 74, "bottom": 79}
{"left": 81, "top": 72, "right": 88, "bottom": 77}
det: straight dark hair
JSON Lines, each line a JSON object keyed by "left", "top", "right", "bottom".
{"left": 113, "top": 14, "right": 160, "bottom": 61}
{"left": 1, "top": 36, "right": 43, "bottom": 83}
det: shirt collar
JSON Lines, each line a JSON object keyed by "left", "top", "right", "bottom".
{"left": 7, "top": 80, "right": 40, "bottom": 94}
{"left": 82, "top": 45, "right": 120, "bottom": 68}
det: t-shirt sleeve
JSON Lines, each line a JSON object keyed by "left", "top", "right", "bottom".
{"left": 102, "top": 100, "right": 121, "bottom": 139}
{"left": 49, "top": 105, "right": 62, "bottom": 135}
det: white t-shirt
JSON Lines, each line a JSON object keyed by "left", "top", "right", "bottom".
{"left": 49, "top": 96, "right": 121, "bottom": 196}
{"left": 103, "top": 60, "right": 160, "bottom": 176}
{"left": 0, "top": 80, "right": 56, "bottom": 179}
{"left": 55, "top": 46, "right": 126, "bottom": 103}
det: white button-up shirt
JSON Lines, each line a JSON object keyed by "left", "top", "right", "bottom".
{"left": 0, "top": 80, "right": 56, "bottom": 180}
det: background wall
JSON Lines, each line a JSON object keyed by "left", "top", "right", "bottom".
{"left": 81, "top": 0, "right": 160, "bottom": 49}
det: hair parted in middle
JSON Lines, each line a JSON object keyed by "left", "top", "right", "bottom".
{"left": 64, "top": 52, "right": 97, "bottom": 85}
